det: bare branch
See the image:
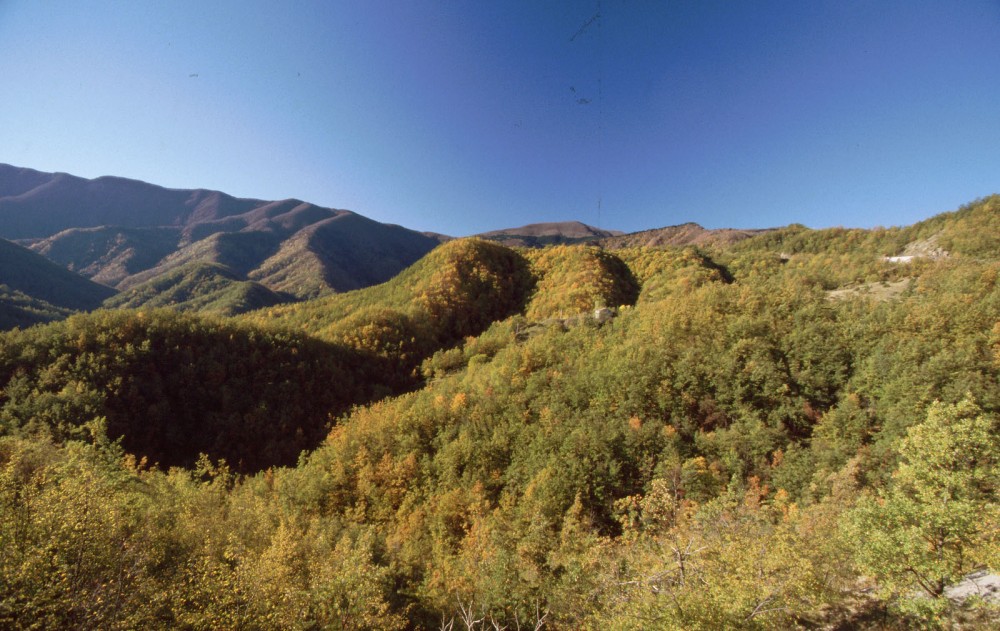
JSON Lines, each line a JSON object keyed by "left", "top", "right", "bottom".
{"left": 456, "top": 597, "right": 485, "bottom": 630}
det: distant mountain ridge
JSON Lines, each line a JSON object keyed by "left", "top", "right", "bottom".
{"left": 0, "top": 165, "right": 263, "bottom": 240}
{"left": 477, "top": 220, "right": 770, "bottom": 250}
{"left": 0, "top": 164, "right": 445, "bottom": 307}
{"left": 597, "top": 222, "right": 774, "bottom": 249}
{"left": 477, "top": 221, "right": 622, "bottom": 247}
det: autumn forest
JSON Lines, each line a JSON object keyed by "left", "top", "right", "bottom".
{"left": 2, "top": 196, "right": 1000, "bottom": 629}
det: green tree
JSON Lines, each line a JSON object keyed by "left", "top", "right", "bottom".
{"left": 845, "top": 398, "right": 999, "bottom": 611}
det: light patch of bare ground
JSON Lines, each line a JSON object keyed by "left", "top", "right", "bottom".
{"left": 827, "top": 278, "right": 913, "bottom": 302}
{"left": 884, "top": 233, "right": 950, "bottom": 263}
{"left": 945, "top": 571, "right": 1000, "bottom": 604}
{"left": 900, "top": 233, "right": 948, "bottom": 258}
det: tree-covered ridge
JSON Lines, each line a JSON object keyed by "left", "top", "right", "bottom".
{"left": 476, "top": 221, "right": 619, "bottom": 247}
{"left": 116, "top": 230, "right": 282, "bottom": 289}
{"left": 719, "top": 195, "right": 1000, "bottom": 287}
{"left": 0, "top": 196, "right": 999, "bottom": 628}
{"left": 523, "top": 245, "right": 639, "bottom": 319}
{"left": 614, "top": 246, "right": 728, "bottom": 302}
{"left": 283, "top": 249, "right": 1000, "bottom": 627}
{"left": 0, "top": 285, "right": 75, "bottom": 331}
{"left": 104, "top": 262, "right": 290, "bottom": 316}
{"left": 239, "top": 239, "right": 535, "bottom": 388}
{"left": 0, "top": 309, "right": 397, "bottom": 472}
{"left": 29, "top": 225, "right": 183, "bottom": 288}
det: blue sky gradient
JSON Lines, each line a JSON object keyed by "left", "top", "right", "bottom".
{"left": 1, "top": 1, "right": 998, "bottom": 235}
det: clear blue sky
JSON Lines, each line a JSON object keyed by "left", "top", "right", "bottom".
{"left": 1, "top": 1, "right": 998, "bottom": 236}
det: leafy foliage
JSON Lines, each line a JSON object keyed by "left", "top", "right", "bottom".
{"left": 0, "top": 310, "right": 381, "bottom": 471}
{"left": 524, "top": 245, "right": 639, "bottom": 319}
{"left": 846, "top": 399, "right": 999, "bottom": 612}
{"left": 1, "top": 198, "right": 1000, "bottom": 627}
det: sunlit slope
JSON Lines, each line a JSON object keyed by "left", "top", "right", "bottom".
{"left": 282, "top": 231, "right": 1000, "bottom": 627}
{"left": 615, "top": 246, "right": 729, "bottom": 303}
{"left": 248, "top": 212, "right": 444, "bottom": 299}
{"left": 599, "top": 221, "right": 772, "bottom": 249}
{"left": 521, "top": 245, "right": 639, "bottom": 320}
{"left": 244, "top": 239, "right": 729, "bottom": 381}
{"left": 245, "top": 238, "right": 533, "bottom": 338}
{"left": 104, "top": 262, "right": 290, "bottom": 316}
{"left": 715, "top": 194, "right": 1000, "bottom": 290}
{"left": 728, "top": 195, "right": 998, "bottom": 259}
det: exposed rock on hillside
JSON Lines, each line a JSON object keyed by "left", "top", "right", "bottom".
{"left": 885, "top": 234, "right": 949, "bottom": 263}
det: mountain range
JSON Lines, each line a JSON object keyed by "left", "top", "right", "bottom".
{"left": 0, "top": 164, "right": 448, "bottom": 318}
{"left": 0, "top": 163, "right": 772, "bottom": 325}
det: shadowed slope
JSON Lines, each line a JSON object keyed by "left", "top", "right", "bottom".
{"left": 0, "top": 238, "right": 115, "bottom": 321}
{"left": 0, "top": 310, "right": 382, "bottom": 471}
{"left": 29, "top": 226, "right": 182, "bottom": 287}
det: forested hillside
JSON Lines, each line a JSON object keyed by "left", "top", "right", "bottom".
{"left": 104, "top": 263, "right": 291, "bottom": 316}
{"left": 0, "top": 196, "right": 998, "bottom": 629}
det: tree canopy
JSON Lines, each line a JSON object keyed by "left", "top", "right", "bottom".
{"left": 2, "top": 197, "right": 1000, "bottom": 628}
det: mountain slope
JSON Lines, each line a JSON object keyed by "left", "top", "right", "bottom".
{"left": 0, "top": 287, "right": 74, "bottom": 330}
{"left": 1, "top": 164, "right": 445, "bottom": 305}
{"left": 104, "top": 262, "right": 290, "bottom": 316}
{"left": 245, "top": 238, "right": 540, "bottom": 335}
{"left": 249, "top": 212, "right": 444, "bottom": 298}
{"left": 523, "top": 245, "right": 640, "bottom": 319}
{"left": 29, "top": 226, "right": 182, "bottom": 287}
{"left": 0, "top": 310, "right": 383, "bottom": 471}
{"left": 2, "top": 196, "right": 1000, "bottom": 629}
{"left": 0, "top": 238, "right": 115, "bottom": 310}
{"left": 116, "top": 231, "right": 283, "bottom": 290}
{"left": 0, "top": 164, "right": 263, "bottom": 240}
{"left": 0, "top": 238, "right": 117, "bottom": 329}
